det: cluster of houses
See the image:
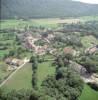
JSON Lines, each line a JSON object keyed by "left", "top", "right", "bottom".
{"left": 17, "top": 31, "right": 55, "bottom": 55}
{"left": 63, "top": 47, "right": 80, "bottom": 56}
{"left": 5, "top": 58, "right": 24, "bottom": 71}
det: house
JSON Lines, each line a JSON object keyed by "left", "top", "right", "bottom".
{"left": 47, "top": 33, "right": 55, "bottom": 40}
{"left": 63, "top": 47, "right": 77, "bottom": 56}
{"left": 5, "top": 58, "right": 13, "bottom": 65}
{"left": 35, "top": 45, "right": 48, "bottom": 55}
{"left": 5, "top": 58, "right": 24, "bottom": 66}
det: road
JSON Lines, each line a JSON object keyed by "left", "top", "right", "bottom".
{"left": 0, "top": 59, "right": 29, "bottom": 88}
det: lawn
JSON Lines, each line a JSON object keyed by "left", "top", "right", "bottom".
{"left": 80, "top": 84, "right": 98, "bottom": 100}
{"left": 2, "top": 61, "right": 55, "bottom": 91}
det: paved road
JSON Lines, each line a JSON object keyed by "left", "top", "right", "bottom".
{"left": 0, "top": 60, "right": 29, "bottom": 88}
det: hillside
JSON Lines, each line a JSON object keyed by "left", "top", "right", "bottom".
{"left": 1, "top": 0, "right": 98, "bottom": 19}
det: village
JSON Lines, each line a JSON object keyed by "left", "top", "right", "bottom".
{"left": 1, "top": 27, "right": 97, "bottom": 90}
{"left": 0, "top": 19, "right": 98, "bottom": 100}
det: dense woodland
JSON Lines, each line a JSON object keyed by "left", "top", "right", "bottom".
{"left": 1, "top": 0, "right": 98, "bottom": 19}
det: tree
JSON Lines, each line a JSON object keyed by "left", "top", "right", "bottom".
{"left": 0, "top": 89, "right": 33, "bottom": 100}
{"left": 64, "top": 53, "right": 73, "bottom": 63}
{"left": 83, "top": 61, "right": 98, "bottom": 73}
{"left": 42, "top": 67, "right": 84, "bottom": 100}
{"left": 80, "top": 56, "right": 98, "bottom": 73}
{"left": 55, "top": 56, "right": 64, "bottom": 71}
{"left": 32, "top": 73, "right": 38, "bottom": 90}
{"left": 30, "top": 55, "right": 38, "bottom": 71}
{"left": 30, "top": 55, "right": 38, "bottom": 90}
{"left": 8, "top": 50, "right": 15, "bottom": 57}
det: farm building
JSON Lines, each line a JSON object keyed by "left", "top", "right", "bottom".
{"left": 5, "top": 58, "right": 24, "bottom": 66}
{"left": 63, "top": 47, "right": 77, "bottom": 56}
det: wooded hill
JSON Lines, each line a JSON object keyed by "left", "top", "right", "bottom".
{"left": 1, "top": 0, "right": 98, "bottom": 19}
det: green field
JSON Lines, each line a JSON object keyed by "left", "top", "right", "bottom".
{"left": 80, "top": 84, "right": 98, "bottom": 100}
{"left": 0, "top": 17, "right": 88, "bottom": 30}
{"left": 81, "top": 35, "right": 98, "bottom": 48}
{"left": 1, "top": 15, "right": 98, "bottom": 30}
{"left": 0, "top": 62, "right": 11, "bottom": 82}
{"left": 79, "top": 16, "right": 98, "bottom": 22}
{"left": 0, "top": 19, "right": 58, "bottom": 30}
{"left": 2, "top": 61, "right": 55, "bottom": 91}
{"left": 0, "top": 50, "right": 8, "bottom": 58}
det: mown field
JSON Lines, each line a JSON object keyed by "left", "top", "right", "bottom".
{"left": 2, "top": 61, "right": 55, "bottom": 91}
{"left": 80, "top": 84, "right": 98, "bottom": 100}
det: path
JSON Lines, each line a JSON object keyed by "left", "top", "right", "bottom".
{"left": 0, "top": 59, "right": 29, "bottom": 88}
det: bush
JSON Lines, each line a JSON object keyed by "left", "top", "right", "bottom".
{"left": 88, "top": 83, "right": 98, "bottom": 91}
